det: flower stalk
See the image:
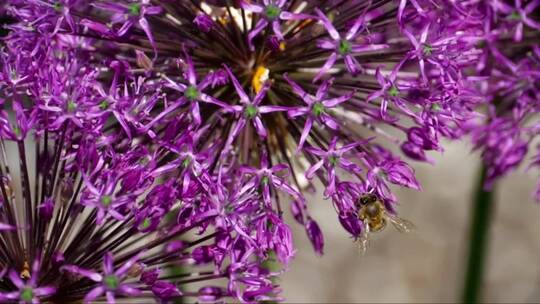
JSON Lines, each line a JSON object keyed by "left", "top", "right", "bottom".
{"left": 462, "top": 164, "right": 496, "bottom": 303}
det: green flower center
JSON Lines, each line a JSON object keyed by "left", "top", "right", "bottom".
{"left": 101, "top": 195, "right": 112, "bottom": 207}
{"left": 53, "top": 2, "right": 63, "bottom": 11}
{"left": 20, "top": 287, "right": 33, "bottom": 302}
{"left": 265, "top": 5, "right": 281, "bottom": 19}
{"left": 99, "top": 100, "right": 109, "bottom": 110}
{"left": 182, "top": 157, "right": 191, "bottom": 168}
{"left": 422, "top": 44, "right": 433, "bottom": 56}
{"left": 244, "top": 104, "right": 258, "bottom": 119}
{"left": 328, "top": 155, "right": 339, "bottom": 166}
{"left": 388, "top": 86, "right": 399, "bottom": 97}
{"left": 185, "top": 86, "right": 200, "bottom": 100}
{"left": 13, "top": 125, "right": 21, "bottom": 137}
{"left": 225, "top": 204, "right": 235, "bottom": 213}
{"left": 67, "top": 101, "right": 77, "bottom": 112}
{"left": 140, "top": 217, "right": 151, "bottom": 229}
{"left": 261, "top": 175, "right": 269, "bottom": 185}
{"left": 104, "top": 275, "right": 119, "bottom": 290}
{"left": 508, "top": 11, "right": 521, "bottom": 20}
{"left": 338, "top": 40, "right": 352, "bottom": 55}
{"left": 430, "top": 103, "right": 441, "bottom": 111}
{"left": 128, "top": 3, "right": 141, "bottom": 16}
{"left": 312, "top": 102, "right": 325, "bottom": 116}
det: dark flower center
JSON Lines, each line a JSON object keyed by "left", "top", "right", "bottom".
{"left": 265, "top": 5, "right": 281, "bottom": 19}
{"left": 53, "top": 2, "right": 63, "bottom": 11}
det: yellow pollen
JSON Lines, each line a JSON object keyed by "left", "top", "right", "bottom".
{"left": 252, "top": 65, "right": 270, "bottom": 93}
{"left": 279, "top": 41, "right": 286, "bottom": 51}
{"left": 218, "top": 14, "right": 229, "bottom": 25}
{"left": 20, "top": 261, "right": 31, "bottom": 280}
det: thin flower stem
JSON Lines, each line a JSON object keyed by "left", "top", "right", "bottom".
{"left": 462, "top": 164, "right": 495, "bottom": 303}
{"left": 18, "top": 141, "right": 34, "bottom": 256}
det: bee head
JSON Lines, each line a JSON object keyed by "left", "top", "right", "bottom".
{"left": 358, "top": 193, "right": 378, "bottom": 206}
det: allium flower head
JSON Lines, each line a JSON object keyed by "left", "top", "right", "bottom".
{"left": 0, "top": 0, "right": 484, "bottom": 301}
{"left": 462, "top": 0, "right": 540, "bottom": 199}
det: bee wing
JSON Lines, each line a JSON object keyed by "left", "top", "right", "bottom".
{"left": 357, "top": 223, "right": 370, "bottom": 255}
{"left": 388, "top": 215, "right": 415, "bottom": 233}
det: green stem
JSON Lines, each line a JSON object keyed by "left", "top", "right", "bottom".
{"left": 462, "top": 164, "right": 495, "bottom": 303}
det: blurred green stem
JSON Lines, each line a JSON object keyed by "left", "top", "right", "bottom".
{"left": 462, "top": 164, "right": 495, "bottom": 303}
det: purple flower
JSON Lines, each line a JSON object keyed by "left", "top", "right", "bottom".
{"left": 0, "top": 260, "right": 56, "bottom": 303}
{"left": 80, "top": 172, "right": 133, "bottom": 225}
{"left": 305, "top": 218, "right": 324, "bottom": 255}
{"left": 62, "top": 252, "right": 142, "bottom": 303}
{"left": 305, "top": 137, "right": 364, "bottom": 196}
{"left": 38, "top": 197, "right": 54, "bottom": 220}
{"left": 366, "top": 63, "right": 418, "bottom": 120}
{"left": 238, "top": 152, "right": 302, "bottom": 207}
{"left": 314, "top": 8, "right": 389, "bottom": 81}
{"left": 459, "top": 0, "right": 540, "bottom": 200}
{"left": 241, "top": 0, "right": 310, "bottom": 50}
{"left": 86, "top": 1, "right": 162, "bottom": 56}
{"left": 222, "top": 65, "right": 288, "bottom": 147}
{"left": 491, "top": 0, "right": 540, "bottom": 41}
{"left": 285, "top": 75, "right": 354, "bottom": 151}
{"left": 0, "top": 0, "right": 489, "bottom": 301}
{"left": 193, "top": 13, "right": 214, "bottom": 33}
{"left": 151, "top": 280, "right": 182, "bottom": 300}
{"left": 159, "top": 49, "right": 231, "bottom": 127}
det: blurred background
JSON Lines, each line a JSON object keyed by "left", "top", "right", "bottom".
{"left": 281, "top": 140, "right": 540, "bottom": 303}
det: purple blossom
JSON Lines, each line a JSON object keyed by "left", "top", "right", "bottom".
{"left": 159, "top": 49, "right": 231, "bottom": 127}
{"left": 305, "top": 218, "right": 324, "bottom": 255}
{"left": 86, "top": 1, "right": 162, "bottom": 56}
{"left": 222, "top": 65, "right": 287, "bottom": 147}
{"left": 314, "top": 8, "right": 389, "bottom": 81}
{"left": 286, "top": 75, "right": 354, "bottom": 151}
{"left": 0, "top": 0, "right": 492, "bottom": 301}
{"left": 306, "top": 137, "right": 364, "bottom": 196}
{"left": 61, "top": 252, "right": 142, "bottom": 303}
{"left": 241, "top": 0, "right": 310, "bottom": 50}
{"left": 193, "top": 13, "right": 214, "bottom": 33}
{"left": 0, "top": 260, "right": 56, "bottom": 303}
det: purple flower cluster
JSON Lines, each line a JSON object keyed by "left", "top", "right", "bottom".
{"left": 0, "top": 0, "right": 489, "bottom": 302}
{"left": 462, "top": 0, "right": 540, "bottom": 199}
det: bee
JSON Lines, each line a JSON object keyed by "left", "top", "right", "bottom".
{"left": 356, "top": 193, "right": 415, "bottom": 254}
